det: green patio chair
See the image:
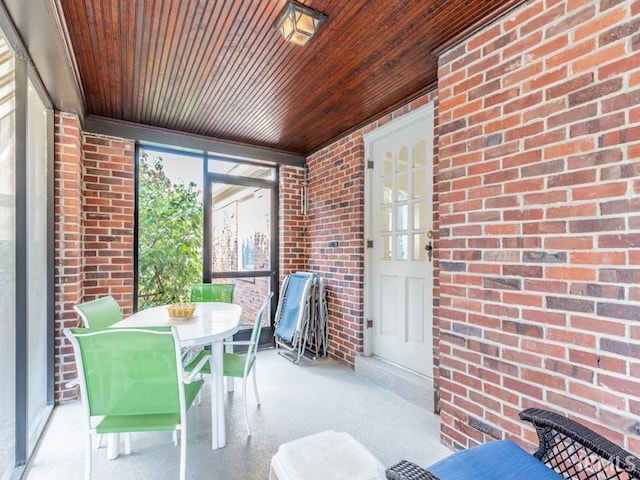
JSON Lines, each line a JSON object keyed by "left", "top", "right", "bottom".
{"left": 73, "top": 295, "right": 122, "bottom": 328}
{"left": 71, "top": 295, "right": 127, "bottom": 450}
{"left": 186, "top": 291, "right": 273, "bottom": 436}
{"left": 190, "top": 283, "right": 235, "bottom": 303}
{"left": 224, "top": 291, "right": 272, "bottom": 436}
{"left": 63, "top": 326, "right": 209, "bottom": 480}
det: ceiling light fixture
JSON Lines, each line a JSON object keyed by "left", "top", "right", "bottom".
{"left": 274, "top": 0, "right": 327, "bottom": 46}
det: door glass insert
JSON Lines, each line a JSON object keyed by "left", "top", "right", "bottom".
{"left": 382, "top": 178, "right": 393, "bottom": 204}
{"left": 397, "top": 147, "right": 408, "bottom": 173}
{"left": 383, "top": 152, "right": 393, "bottom": 176}
{"left": 413, "top": 141, "right": 426, "bottom": 167}
{"left": 396, "top": 174, "right": 408, "bottom": 201}
{"left": 378, "top": 140, "right": 429, "bottom": 262}
{"left": 413, "top": 203, "right": 426, "bottom": 230}
{"left": 211, "top": 185, "right": 271, "bottom": 273}
{"left": 413, "top": 170, "right": 426, "bottom": 198}
{"left": 396, "top": 204, "right": 408, "bottom": 230}
{"left": 381, "top": 207, "right": 392, "bottom": 232}
{"left": 414, "top": 233, "right": 428, "bottom": 261}
{"left": 382, "top": 235, "right": 392, "bottom": 259}
{"left": 396, "top": 235, "right": 408, "bottom": 260}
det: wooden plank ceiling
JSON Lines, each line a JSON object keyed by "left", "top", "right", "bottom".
{"left": 58, "top": 0, "right": 522, "bottom": 155}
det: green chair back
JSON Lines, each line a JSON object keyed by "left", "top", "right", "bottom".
{"left": 68, "top": 327, "right": 181, "bottom": 418}
{"left": 64, "top": 326, "right": 204, "bottom": 480}
{"left": 73, "top": 295, "right": 123, "bottom": 328}
{"left": 190, "top": 283, "right": 235, "bottom": 303}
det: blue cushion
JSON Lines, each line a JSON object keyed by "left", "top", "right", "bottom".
{"left": 428, "top": 440, "right": 564, "bottom": 480}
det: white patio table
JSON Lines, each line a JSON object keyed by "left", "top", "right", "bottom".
{"left": 112, "top": 301, "right": 242, "bottom": 452}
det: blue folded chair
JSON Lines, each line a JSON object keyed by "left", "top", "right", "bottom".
{"left": 274, "top": 272, "right": 314, "bottom": 363}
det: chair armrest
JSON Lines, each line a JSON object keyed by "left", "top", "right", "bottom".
{"left": 386, "top": 460, "right": 440, "bottom": 480}
{"left": 520, "top": 408, "right": 640, "bottom": 479}
{"left": 183, "top": 353, "right": 211, "bottom": 383}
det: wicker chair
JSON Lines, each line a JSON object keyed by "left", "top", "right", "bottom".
{"left": 386, "top": 408, "right": 640, "bottom": 480}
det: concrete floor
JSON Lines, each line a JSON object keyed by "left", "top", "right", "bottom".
{"left": 24, "top": 349, "right": 452, "bottom": 480}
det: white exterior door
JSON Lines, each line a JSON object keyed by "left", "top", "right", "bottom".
{"left": 364, "top": 104, "right": 434, "bottom": 378}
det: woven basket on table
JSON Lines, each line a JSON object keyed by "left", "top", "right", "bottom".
{"left": 167, "top": 303, "right": 196, "bottom": 319}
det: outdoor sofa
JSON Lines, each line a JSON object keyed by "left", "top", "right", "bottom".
{"left": 387, "top": 408, "right": 640, "bottom": 480}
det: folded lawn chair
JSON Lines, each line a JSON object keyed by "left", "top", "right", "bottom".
{"left": 304, "top": 275, "right": 328, "bottom": 359}
{"left": 274, "top": 272, "right": 314, "bottom": 363}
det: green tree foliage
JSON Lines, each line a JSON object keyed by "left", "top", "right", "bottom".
{"left": 137, "top": 154, "right": 202, "bottom": 308}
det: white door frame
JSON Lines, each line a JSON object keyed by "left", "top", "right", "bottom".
{"left": 363, "top": 102, "right": 435, "bottom": 361}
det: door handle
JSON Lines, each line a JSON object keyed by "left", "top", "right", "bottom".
{"left": 425, "top": 241, "right": 433, "bottom": 262}
{"left": 425, "top": 230, "right": 433, "bottom": 262}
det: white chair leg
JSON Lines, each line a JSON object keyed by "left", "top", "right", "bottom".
{"left": 252, "top": 365, "right": 261, "bottom": 406}
{"left": 106, "top": 433, "right": 119, "bottom": 460}
{"left": 242, "top": 376, "right": 251, "bottom": 437}
{"left": 123, "top": 433, "right": 131, "bottom": 455}
{"left": 85, "top": 431, "right": 92, "bottom": 480}
{"left": 96, "top": 433, "right": 104, "bottom": 449}
{"left": 172, "top": 429, "right": 178, "bottom": 446}
{"left": 179, "top": 425, "right": 187, "bottom": 480}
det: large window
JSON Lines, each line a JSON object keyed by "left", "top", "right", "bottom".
{"left": 136, "top": 145, "right": 278, "bottom": 333}
{"left": 0, "top": 30, "right": 17, "bottom": 480}
{"left": 26, "top": 77, "right": 51, "bottom": 456}
{"left": 136, "top": 147, "right": 204, "bottom": 308}
{"left": 0, "top": 22, "right": 54, "bottom": 478}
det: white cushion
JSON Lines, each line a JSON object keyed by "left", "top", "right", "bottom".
{"left": 269, "top": 430, "right": 386, "bottom": 480}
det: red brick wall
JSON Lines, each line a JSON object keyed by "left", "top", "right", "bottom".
{"left": 82, "top": 134, "right": 135, "bottom": 315}
{"left": 54, "top": 112, "right": 84, "bottom": 401}
{"left": 53, "top": 118, "right": 135, "bottom": 401}
{"left": 306, "top": 92, "right": 438, "bottom": 367}
{"left": 437, "top": 0, "right": 640, "bottom": 453}
{"left": 280, "top": 165, "right": 308, "bottom": 276}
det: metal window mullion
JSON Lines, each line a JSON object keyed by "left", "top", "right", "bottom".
{"left": 207, "top": 171, "right": 276, "bottom": 189}
{"left": 45, "top": 99, "right": 54, "bottom": 404}
{"left": 270, "top": 172, "right": 279, "bottom": 329}
{"left": 133, "top": 143, "right": 140, "bottom": 312}
{"left": 203, "top": 152, "right": 212, "bottom": 284}
{"left": 210, "top": 270, "right": 272, "bottom": 279}
{"left": 14, "top": 50, "right": 28, "bottom": 469}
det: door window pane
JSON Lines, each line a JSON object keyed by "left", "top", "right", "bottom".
{"left": 396, "top": 235, "right": 408, "bottom": 260}
{"left": 382, "top": 179, "right": 393, "bottom": 204}
{"left": 397, "top": 147, "right": 408, "bottom": 173}
{"left": 211, "top": 185, "right": 271, "bottom": 272}
{"left": 396, "top": 175, "right": 408, "bottom": 201}
{"left": 414, "top": 233, "right": 428, "bottom": 261}
{"left": 381, "top": 207, "right": 392, "bottom": 232}
{"left": 382, "top": 235, "right": 392, "bottom": 260}
{"left": 413, "top": 203, "right": 426, "bottom": 230}
{"left": 413, "top": 140, "right": 426, "bottom": 167}
{"left": 396, "top": 204, "right": 408, "bottom": 230}
{"left": 413, "top": 170, "right": 426, "bottom": 198}
{"left": 382, "top": 152, "right": 393, "bottom": 176}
